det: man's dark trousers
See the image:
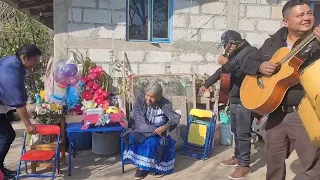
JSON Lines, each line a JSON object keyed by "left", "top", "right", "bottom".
{"left": 265, "top": 109, "right": 320, "bottom": 180}
{"left": 0, "top": 114, "right": 16, "bottom": 171}
{"left": 229, "top": 103, "right": 252, "bottom": 167}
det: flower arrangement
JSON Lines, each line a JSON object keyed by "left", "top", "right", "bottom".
{"left": 81, "top": 65, "right": 110, "bottom": 110}
{"left": 30, "top": 104, "right": 63, "bottom": 125}
{"left": 30, "top": 104, "right": 63, "bottom": 144}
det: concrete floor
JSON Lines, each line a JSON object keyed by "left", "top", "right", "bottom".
{"left": 5, "top": 121, "right": 301, "bottom": 180}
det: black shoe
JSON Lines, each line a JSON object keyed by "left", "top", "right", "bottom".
{"left": 153, "top": 172, "right": 165, "bottom": 178}
{"left": 134, "top": 169, "right": 148, "bottom": 180}
{"left": 1, "top": 167, "right": 16, "bottom": 176}
{"left": 154, "top": 173, "right": 164, "bottom": 178}
{"left": 4, "top": 174, "right": 15, "bottom": 180}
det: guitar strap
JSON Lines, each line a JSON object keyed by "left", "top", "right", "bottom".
{"left": 224, "top": 100, "right": 230, "bottom": 112}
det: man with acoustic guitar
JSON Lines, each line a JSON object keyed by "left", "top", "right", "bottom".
{"left": 200, "top": 30, "right": 260, "bottom": 179}
{"left": 240, "top": 1, "right": 320, "bottom": 179}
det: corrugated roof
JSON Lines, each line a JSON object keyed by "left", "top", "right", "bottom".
{"left": 2, "top": 0, "right": 53, "bottom": 29}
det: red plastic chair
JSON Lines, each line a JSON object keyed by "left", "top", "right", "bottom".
{"left": 16, "top": 125, "right": 61, "bottom": 180}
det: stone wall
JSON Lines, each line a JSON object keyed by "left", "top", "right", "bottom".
{"left": 55, "top": 0, "right": 287, "bottom": 78}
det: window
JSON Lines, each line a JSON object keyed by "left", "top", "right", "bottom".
{"left": 310, "top": 1, "right": 320, "bottom": 25}
{"left": 126, "top": 0, "right": 173, "bottom": 43}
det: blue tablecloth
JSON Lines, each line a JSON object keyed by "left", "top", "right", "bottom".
{"left": 66, "top": 122, "right": 124, "bottom": 133}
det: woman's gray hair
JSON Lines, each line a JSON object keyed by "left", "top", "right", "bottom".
{"left": 145, "top": 81, "right": 163, "bottom": 96}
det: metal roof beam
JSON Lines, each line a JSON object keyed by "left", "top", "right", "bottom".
{"left": 18, "top": 0, "right": 53, "bottom": 9}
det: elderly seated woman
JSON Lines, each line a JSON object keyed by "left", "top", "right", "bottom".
{"left": 122, "top": 82, "right": 181, "bottom": 179}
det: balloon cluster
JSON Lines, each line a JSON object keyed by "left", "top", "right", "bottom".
{"left": 53, "top": 60, "right": 81, "bottom": 87}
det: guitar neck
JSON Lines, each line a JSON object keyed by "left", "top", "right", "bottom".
{"left": 281, "top": 32, "right": 316, "bottom": 64}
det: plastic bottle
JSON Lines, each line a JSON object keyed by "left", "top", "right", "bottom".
{"left": 35, "top": 94, "right": 41, "bottom": 104}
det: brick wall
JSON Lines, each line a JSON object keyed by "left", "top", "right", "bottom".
{"left": 59, "top": 0, "right": 286, "bottom": 78}
{"left": 239, "top": 0, "right": 286, "bottom": 46}
{"left": 65, "top": 0, "right": 226, "bottom": 77}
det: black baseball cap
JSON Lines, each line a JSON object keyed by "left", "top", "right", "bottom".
{"left": 218, "top": 30, "right": 242, "bottom": 48}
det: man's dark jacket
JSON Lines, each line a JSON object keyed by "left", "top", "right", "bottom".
{"left": 241, "top": 27, "right": 320, "bottom": 107}
{"left": 204, "top": 41, "right": 260, "bottom": 104}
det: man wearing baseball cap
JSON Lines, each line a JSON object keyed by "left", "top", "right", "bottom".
{"left": 200, "top": 30, "right": 260, "bottom": 179}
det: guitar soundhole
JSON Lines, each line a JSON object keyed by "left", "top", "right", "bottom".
{"left": 257, "top": 75, "right": 264, "bottom": 89}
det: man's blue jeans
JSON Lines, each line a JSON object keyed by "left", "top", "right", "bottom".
{"left": 229, "top": 103, "right": 252, "bottom": 167}
{"left": 0, "top": 114, "right": 16, "bottom": 170}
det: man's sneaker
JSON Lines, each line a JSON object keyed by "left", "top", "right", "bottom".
{"left": 134, "top": 169, "right": 148, "bottom": 180}
{"left": 228, "top": 166, "right": 251, "bottom": 180}
{"left": 220, "top": 156, "right": 238, "bottom": 167}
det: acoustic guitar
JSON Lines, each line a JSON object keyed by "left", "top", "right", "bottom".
{"left": 219, "top": 72, "right": 230, "bottom": 103}
{"left": 219, "top": 40, "right": 247, "bottom": 103}
{"left": 240, "top": 30, "right": 316, "bottom": 115}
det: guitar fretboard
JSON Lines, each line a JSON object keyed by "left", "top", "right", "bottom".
{"left": 280, "top": 32, "right": 316, "bottom": 64}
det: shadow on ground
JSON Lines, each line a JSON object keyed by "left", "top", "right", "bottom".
{"left": 174, "top": 145, "right": 232, "bottom": 173}
{"left": 60, "top": 151, "right": 122, "bottom": 180}
{"left": 251, "top": 141, "right": 265, "bottom": 173}
{"left": 57, "top": 144, "right": 233, "bottom": 179}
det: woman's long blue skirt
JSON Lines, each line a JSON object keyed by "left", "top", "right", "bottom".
{"left": 123, "top": 135, "right": 176, "bottom": 174}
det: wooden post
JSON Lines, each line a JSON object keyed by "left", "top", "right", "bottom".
{"left": 122, "top": 52, "right": 127, "bottom": 120}
{"left": 60, "top": 116, "right": 66, "bottom": 165}
{"left": 192, "top": 74, "right": 197, "bottom": 108}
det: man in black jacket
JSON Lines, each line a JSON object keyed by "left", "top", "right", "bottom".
{"left": 200, "top": 30, "right": 260, "bottom": 179}
{"left": 241, "top": 1, "right": 320, "bottom": 179}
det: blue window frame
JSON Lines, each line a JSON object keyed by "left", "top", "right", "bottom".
{"left": 126, "top": 0, "right": 173, "bottom": 43}
{"left": 310, "top": 1, "right": 320, "bottom": 25}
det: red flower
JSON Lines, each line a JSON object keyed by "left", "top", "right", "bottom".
{"left": 81, "top": 77, "right": 89, "bottom": 83}
{"left": 89, "top": 67, "right": 95, "bottom": 74}
{"left": 92, "top": 83, "right": 99, "bottom": 90}
{"left": 93, "top": 66, "right": 103, "bottom": 78}
{"left": 100, "top": 100, "right": 110, "bottom": 109}
{"left": 82, "top": 91, "right": 92, "bottom": 101}
{"left": 88, "top": 73, "right": 96, "bottom": 80}
{"left": 97, "top": 87, "right": 103, "bottom": 94}
{"left": 94, "top": 66, "right": 102, "bottom": 73}
{"left": 82, "top": 65, "right": 109, "bottom": 103}
{"left": 92, "top": 93, "right": 99, "bottom": 101}
{"left": 102, "top": 91, "right": 109, "bottom": 98}
{"left": 95, "top": 97, "right": 104, "bottom": 106}
{"left": 86, "top": 81, "right": 94, "bottom": 88}
{"left": 90, "top": 88, "right": 95, "bottom": 94}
